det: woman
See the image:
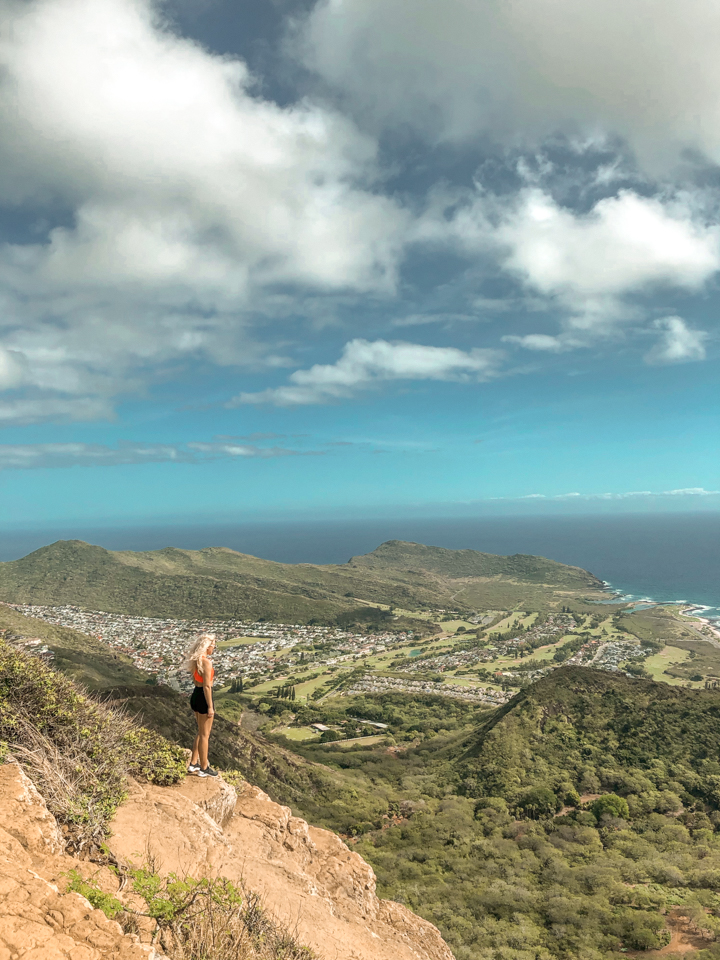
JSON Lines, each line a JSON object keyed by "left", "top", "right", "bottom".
{"left": 185, "top": 633, "right": 219, "bottom": 778}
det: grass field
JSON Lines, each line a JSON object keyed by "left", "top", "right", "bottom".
{"left": 218, "top": 636, "right": 272, "bottom": 648}
{"left": 529, "top": 637, "right": 576, "bottom": 661}
{"left": 275, "top": 726, "right": 320, "bottom": 741}
{"left": 661, "top": 640, "right": 720, "bottom": 684}
{"left": 392, "top": 608, "right": 437, "bottom": 621}
{"left": 293, "top": 672, "right": 337, "bottom": 698}
{"left": 320, "top": 734, "right": 385, "bottom": 749}
{"left": 643, "top": 646, "right": 695, "bottom": 685}
{"left": 249, "top": 675, "right": 290, "bottom": 693}
{"left": 435, "top": 620, "right": 478, "bottom": 633}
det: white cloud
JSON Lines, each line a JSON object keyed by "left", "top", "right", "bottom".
{"left": 186, "top": 441, "right": 315, "bottom": 459}
{"left": 296, "top": 0, "right": 720, "bottom": 168}
{"left": 496, "top": 487, "right": 720, "bottom": 502}
{"left": 451, "top": 188, "right": 720, "bottom": 328}
{"left": 234, "top": 338, "right": 502, "bottom": 405}
{"left": 0, "top": 440, "right": 312, "bottom": 469}
{"left": 644, "top": 316, "right": 709, "bottom": 365}
{"left": 0, "top": 397, "right": 114, "bottom": 426}
{"left": 500, "top": 191, "right": 718, "bottom": 307}
{"left": 0, "top": 0, "right": 407, "bottom": 422}
{"left": 0, "top": 348, "right": 29, "bottom": 389}
{"left": 502, "top": 334, "right": 571, "bottom": 353}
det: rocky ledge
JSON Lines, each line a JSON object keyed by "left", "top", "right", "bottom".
{"left": 0, "top": 762, "right": 164, "bottom": 960}
{"left": 0, "top": 762, "right": 454, "bottom": 960}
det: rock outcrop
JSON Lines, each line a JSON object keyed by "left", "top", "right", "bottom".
{"left": 108, "top": 776, "right": 454, "bottom": 960}
{"left": 0, "top": 761, "right": 454, "bottom": 960}
{"left": 0, "top": 762, "right": 163, "bottom": 960}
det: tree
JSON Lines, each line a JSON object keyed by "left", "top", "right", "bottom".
{"left": 563, "top": 787, "right": 581, "bottom": 807}
{"left": 320, "top": 729, "right": 342, "bottom": 742}
{"left": 514, "top": 786, "right": 559, "bottom": 819}
{"left": 590, "top": 793, "right": 630, "bottom": 820}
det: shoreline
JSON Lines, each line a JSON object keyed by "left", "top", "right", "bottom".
{"left": 600, "top": 580, "right": 720, "bottom": 625}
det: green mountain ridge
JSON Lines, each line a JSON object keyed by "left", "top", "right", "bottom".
{"left": 320, "top": 671, "right": 720, "bottom": 959}
{"left": 457, "top": 666, "right": 720, "bottom": 808}
{"left": 0, "top": 538, "right": 605, "bottom": 620}
{"left": 350, "top": 539, "right": 599, "bottom": 585}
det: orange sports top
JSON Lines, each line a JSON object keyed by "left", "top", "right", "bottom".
{"left": 193, "top": 660, "right": 215, "bottom": 686}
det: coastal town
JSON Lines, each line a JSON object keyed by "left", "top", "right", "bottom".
{"left": 5, "top": 603, "right": 418, "bottom": 692}
{"left": 2, "top": 599, "right": 686, "bottom": 706}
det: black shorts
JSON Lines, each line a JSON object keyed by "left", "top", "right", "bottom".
{"left": 190, "top": 686, "right": 209, "bottom": 714}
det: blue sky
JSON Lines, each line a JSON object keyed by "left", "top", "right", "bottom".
{"left": 0, "top": 0, "right": 718, "bottom": 529}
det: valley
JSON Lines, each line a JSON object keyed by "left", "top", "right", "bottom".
{"left": 4, "top": 538, "right": 720, "bottom": 959}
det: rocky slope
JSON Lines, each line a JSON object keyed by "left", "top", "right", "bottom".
{"left": 0, "top": 760, "right": 454, "bottom": 960}
{"left": 0, "top": 762, "right": 160, "bottom": 960}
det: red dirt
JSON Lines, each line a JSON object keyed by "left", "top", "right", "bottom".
{"left": 627, "top": 909, "right": 711, "bottom": 957}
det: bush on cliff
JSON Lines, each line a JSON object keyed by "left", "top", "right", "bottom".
{"left": 66, "top": 868, "right": 317, "bottom": 960}
{"left": 0, "top": 640, "right": 186, "bottom": 845}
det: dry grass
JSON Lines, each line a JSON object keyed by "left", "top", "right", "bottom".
{"left": 12, "top": 718, "right": 121, "bottom": 852}
{"left": 0, "top": 640, "right": 186, "bottom": 849}
{"left": 68, "top": 866, "right": 319, "bottom": 960}
{"left": 155, "top": 883, "right": 318, "bottom": 960}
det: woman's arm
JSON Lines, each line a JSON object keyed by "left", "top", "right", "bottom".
{"left": 201, "top": 656, "right": 214, "bottom": 716}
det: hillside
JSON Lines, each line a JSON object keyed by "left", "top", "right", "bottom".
{"left": 0, "top": 643, "right": 451, "bottom": 960}
{"left": 10, "top": 595, "right": 720, "bottom": 959}
{"left": 0, "top": 601, "right": 146, "bottom": 689}
{"left": 0, "top": 603, "right": 393, "bottom": 828}
{"left": 457, "top": 666, "right": 720, "bottom": 807}
{"left": 0, "top": 538, "right": 606, "bottom": 621}
{"left": 275, "top": 672, "right": 720, "bottom": 959}
{"left": 350, "top": 539, "right": 599, "bottom": 586}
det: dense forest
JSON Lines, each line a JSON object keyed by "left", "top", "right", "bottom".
{"left": 251, "top": 671, "right": 720, "bottom": 960}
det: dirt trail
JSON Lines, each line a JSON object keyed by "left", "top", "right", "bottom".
{"left": 629, "top": 909, "right": 711, "bottom": 957}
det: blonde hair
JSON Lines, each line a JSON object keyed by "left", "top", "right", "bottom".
{"left": 184, "top": 633, "right": 216, "bottom": 676}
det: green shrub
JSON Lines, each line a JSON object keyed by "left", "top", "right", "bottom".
{"left": 514, "top": 786, "right": 559, "bottom": 819}
{"left": 0, "top": 640, "right": 186, "bottom": 844}
{"left": 64, "top": 866, "right": 317, "bottom": 960}
{"left": 590, "top": 793, "right": 630, "bottom": 820}
{"left": 65, "top": 868, "right": 124, "bottom": 919}
{"left": 319, "top": 729, "right": 342, "bottom": 742}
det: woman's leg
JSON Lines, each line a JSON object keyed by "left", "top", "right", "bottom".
{"left": 190, "top": 716, "right": 201, "bottom": 766}
{"left": 197, "top": 712, "right": 214, "bottom": 769}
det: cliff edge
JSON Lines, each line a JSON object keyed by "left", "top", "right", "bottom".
{"left": 0, "top": 761, "right": 454, "bottom": 960}
{"left": 108, "top": 773, "right": 453, "bottom": 960}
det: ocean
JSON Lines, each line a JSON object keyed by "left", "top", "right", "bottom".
{"left": 1, "top": 511, "right": 718, "bottom": 615}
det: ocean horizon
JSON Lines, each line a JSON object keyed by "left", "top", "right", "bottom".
{"left": 1, "top": 511, "right": 718, "bottom": 617}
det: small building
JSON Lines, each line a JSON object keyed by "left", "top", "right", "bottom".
{"left": 349, "top": 718, "right": 389, "bottom": 729}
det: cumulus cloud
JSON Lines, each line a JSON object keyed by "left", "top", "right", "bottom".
{"left": 0, "top": 0, "right": 716, "bottom": 429}
{"left": 234, "top": 338, "right": 502, "bottom": 405}
{"left": 434, "top": 185, "right": 720, "bottom": 351}
{"left": 450, "top": 188, "right": 720, "bottom": 329}
{"left": 0, "top": 440, "right": 313, "bottom": 469}
{"left": 0, "top": 348, "right": 29, "bottom": 390}
{"left": 0, "top": 0, "right": 407, "bottom": 422}
{"left": 296, "top": 0, "right": 720, "bottom": 167}
{"left": 644, "top": 316, "right": 709, "bottom": 365}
